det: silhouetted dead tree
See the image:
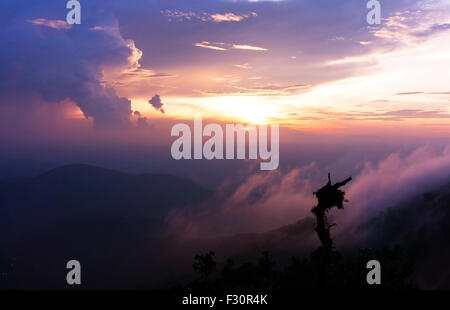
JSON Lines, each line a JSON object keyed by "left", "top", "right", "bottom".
{"left": 312, "top": 173, "right": 352, "bottom": 286}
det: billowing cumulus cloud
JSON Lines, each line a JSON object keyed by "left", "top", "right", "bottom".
{"left": 0, "top": 1, "right": 149, "bottom": 128}
{"left": 133, "top": 110, "right": 153, "bottom": 128}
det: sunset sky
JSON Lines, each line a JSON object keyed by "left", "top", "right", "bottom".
{"left": 123, "top": 0, "right": 450, "bottom": 133}
{"left": 1, "top": 0, "right": 450, "bottom": 185}
{"left": 4, "top": 1, "right": 450, "bottom": 293}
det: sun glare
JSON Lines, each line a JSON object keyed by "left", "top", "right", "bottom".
{"left": 244, "top": 109, "right": 267, "bottom": 124}
{"left": 132, "top": 95, "right": 281, "bottom": 125}
{"left": 215, "top": 96, "right": 271, "bottom": 124}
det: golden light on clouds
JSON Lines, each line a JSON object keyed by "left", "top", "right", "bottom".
{"left": 194, "top": 41, "right": 268, "bottom": 51}
{"left": 112, "top": 3, "right": 450, "bottom": 135}
{"left": 131, "top": 95, "right": 281, "bottom": 125}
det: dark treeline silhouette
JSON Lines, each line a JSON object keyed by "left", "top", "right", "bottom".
{"left": 180, "top": 174, "right": 418, "bottom": 290}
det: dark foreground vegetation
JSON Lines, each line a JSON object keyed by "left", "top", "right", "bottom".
{"left": 181, "top": 174, "right": 419, "bottom": 290}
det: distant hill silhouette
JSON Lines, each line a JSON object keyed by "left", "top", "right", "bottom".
{"left": 1, "top": 165, "right": 450, "bottom": 289}
{"left": 0, "top": 164, "right": 211, "bottom": 289}
{"left": 0, "top": 164, "right": 211, "bottom": 226}
{"left": 0, "top": 158, "right": 58, "bottom": 180}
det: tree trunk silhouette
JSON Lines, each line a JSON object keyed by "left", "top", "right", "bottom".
{"left": 312, "top": 173, "right": 352, "bottom": 287}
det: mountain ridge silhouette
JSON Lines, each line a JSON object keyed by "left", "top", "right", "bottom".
{"left": 1, "top": 165, "right": 450, "bottom": 289}
{"left": 0, "top": 163, "right": 212, "bottom": 222}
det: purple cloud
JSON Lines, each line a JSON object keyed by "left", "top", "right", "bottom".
{"left": 0, "top": 1, "right": 147, "bottom": 128}
{"left": 149, "top": 94, "right": 165, "bottom": 114}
